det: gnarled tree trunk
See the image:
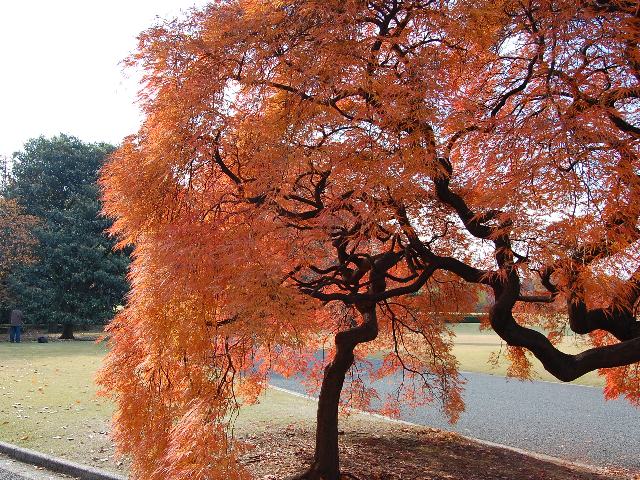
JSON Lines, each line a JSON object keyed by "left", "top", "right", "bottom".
{"left": 293, "top": 276, "right": 384, "bottom": 480}
{"left": 300, "top": 339, "right": 356, "bottom": 480}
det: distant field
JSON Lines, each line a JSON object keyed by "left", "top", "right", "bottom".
{"left": 449, "top": 323, "right": 604, "bottom": 387}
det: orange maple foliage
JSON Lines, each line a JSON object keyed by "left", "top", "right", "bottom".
{"left": 0, "top": 198, "right": 37, "bottom": 301}
{"left": 99, "top": 1, "right": 640, "bottom": 478}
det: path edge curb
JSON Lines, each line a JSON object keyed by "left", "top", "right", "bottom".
{"left": 0, "top": 440, "right": 126, "bottom": 480}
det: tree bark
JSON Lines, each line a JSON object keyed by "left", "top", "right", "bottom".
{"left": 289, "top": 259, "right": 391, "bottom": 480}
{"left": 292, "top": 303, "right": 380, "bottom": 480}
{"left": 59, "top": 322, "right": 75, "bottom": 339}
{"left": 293, "top": 345, "right": 355, "bottom": 479}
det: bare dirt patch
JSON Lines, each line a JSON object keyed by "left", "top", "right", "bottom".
{"left": 240, "top": 422, "right": 638, "bottom": 480}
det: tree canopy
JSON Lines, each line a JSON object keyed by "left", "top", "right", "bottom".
{"left": 7, "top": 135, "right": 129, "bottom": 336}
{"left": 99, "top": 0, "right": 640, "bottom": 478}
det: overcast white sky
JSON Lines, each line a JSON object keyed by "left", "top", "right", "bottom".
{"left": 0, "top": 0, "right": 209, "bottom": 158}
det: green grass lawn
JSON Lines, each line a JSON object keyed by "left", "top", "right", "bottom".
{"left": 0, "top": 326, "right": 605, "bottom": 473}
{"left": 449, "top": 323, "right": 604, "bottom": 386}
{"left": 0, "top": 342, "right": 118, "bottom": 469}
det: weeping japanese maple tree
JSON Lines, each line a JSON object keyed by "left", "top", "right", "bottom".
{"left": 99, "top": 0, "right": 640, "bottom": 478}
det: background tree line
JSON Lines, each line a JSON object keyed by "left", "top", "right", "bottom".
{"left": 0, "top": 134, "right": 129, "bottom": 338}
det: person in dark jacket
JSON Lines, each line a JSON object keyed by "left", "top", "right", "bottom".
{"left": 9, "top": 309, "right": 23, "bottom": 343}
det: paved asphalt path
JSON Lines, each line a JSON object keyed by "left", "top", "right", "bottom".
{"left": 0, "top": 454, "right": 75, "bottom": 480}
{"left": 271, "top": 370, "right": 639, "bottom": 471}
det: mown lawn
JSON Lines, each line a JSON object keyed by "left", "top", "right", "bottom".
{"left": 0, "top": 342, "right": 117, "bottom": 469}
{"left": 0, "top": 329, "right": 617, "bottom": 478}
{"left": 450, "top": 323, "right": 604, "bottom": 386}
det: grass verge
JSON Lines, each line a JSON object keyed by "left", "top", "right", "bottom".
{"left": 0, "top": 342, "right": 117, "bottom": 470}
{"left": 0, "top": 335, "right": 624, "bottom": 479}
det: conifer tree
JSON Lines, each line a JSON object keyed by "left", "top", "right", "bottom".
{"left": 8, "top": 135, "right": 129, "bottom": 338}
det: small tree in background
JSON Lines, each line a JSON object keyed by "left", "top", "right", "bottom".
{"left": 0, "top": 198, "right": 38, "bottom": 306}
{"left": 99, "top": 0, "right": 640, "bottom": 479}
{"left": 6, "top": 135, "right": 129, "bottom": 338}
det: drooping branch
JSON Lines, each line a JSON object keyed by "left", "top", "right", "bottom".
{"left": 564, "top": 264, "right": 640, "bottom": 342}
{"left": 213, "top": 139, "right": 242, "bottom": 186}
{"left": 491, "top": 54, "right": 539, "bottom": 118}
{"left": 407, "top": 100, "right": 640, "bottom": 382}
{"left": 516, "top": 294, "right": 556, "bottom": 303}
{"left": 211, "top": 134, "right": 333, "bottom": 222}
{"left": 294, "top": 245, "right": 430, "bottom": 305}
{"left": 491, "top": 270, "right": 640, "bottom": 381}
{"left": 567, "top": 300, "right": 640, "bottom": 342}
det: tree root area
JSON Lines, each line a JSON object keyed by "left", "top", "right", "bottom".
{"left": 239, "top": 423, "right": 635, "bottom": 480}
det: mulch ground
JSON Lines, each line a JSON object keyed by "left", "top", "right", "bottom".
{"left": 239, "top": 423, "right": 638, "bottom": 480}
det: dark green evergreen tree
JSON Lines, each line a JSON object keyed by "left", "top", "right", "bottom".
{"left": 6, "top": 135, "right": 129, "bottom": 338}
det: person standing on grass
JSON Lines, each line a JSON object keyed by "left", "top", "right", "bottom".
{"left": 9, "top": 309, "right": 23, "bottom": 343}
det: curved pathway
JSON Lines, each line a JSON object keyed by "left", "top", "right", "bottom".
{"left": 271, "top": 371, "right": 640, "bottom": 471}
